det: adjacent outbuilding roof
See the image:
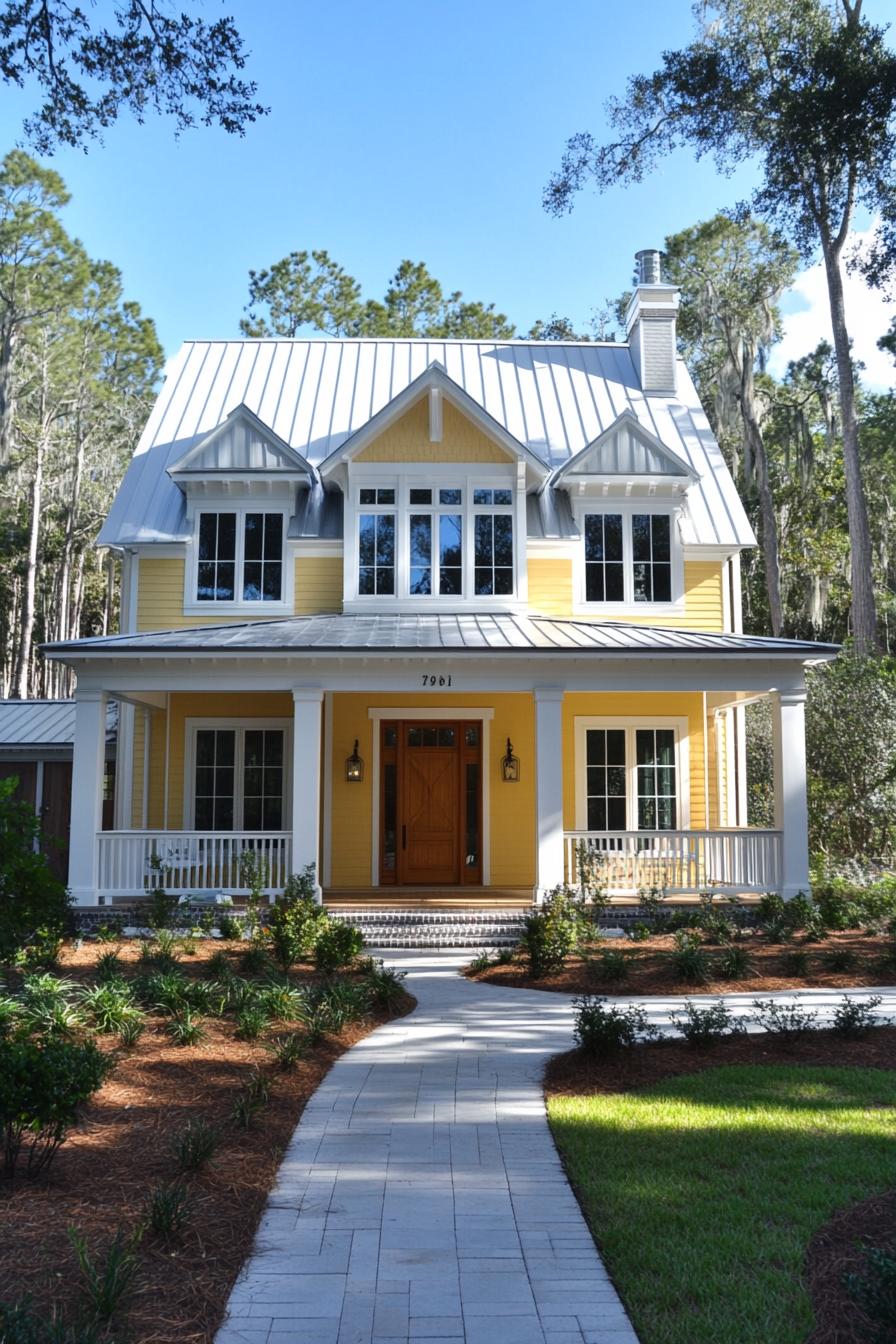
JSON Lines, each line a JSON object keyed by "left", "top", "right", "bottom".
{"left": 43, "top": 614, "right": 838, "bottom": 661}
{"left": 0, "top": 699, "right": 117, "bottom": 749}
{"left": 97, "top": 339, "right": 755, "bottom": 550}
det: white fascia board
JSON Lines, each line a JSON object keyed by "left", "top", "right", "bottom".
{"left": 318, "top": 361, "right": 551, "bottom": 487}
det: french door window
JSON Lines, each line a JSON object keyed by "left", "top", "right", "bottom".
{"left": 197, "top": 511, "right": 284, "bottom": 602}
{"left": 582, "top": 510, "right": 675, "bottom": 605}
{"left": 582, "top": 725, "right": 680, "bottom": 831}
{"left": 192, "top": 726, "right": 286, "bottom": 830}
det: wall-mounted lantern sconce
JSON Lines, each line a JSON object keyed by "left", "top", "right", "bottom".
{"left": 345, "top": 739, "right": 364, "bottom": 783}
{"left": 501, "top": 737, "right": 520, "bottom": 783}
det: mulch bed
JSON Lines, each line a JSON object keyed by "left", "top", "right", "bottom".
{"left": 471, "top": 930, "right": 894, "bottom": 995}
{"left": 0, "top": 940, "right": 415, "bottom": 1344}
{"left": 545, "top": 1027, "right": 896, "bottom": 1344}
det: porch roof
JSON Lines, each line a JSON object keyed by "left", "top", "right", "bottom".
{"left": 43, "top": 614, "right": 839, "bottom": 662}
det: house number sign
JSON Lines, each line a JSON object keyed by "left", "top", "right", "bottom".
{"left": 421, "top": 674, "right": 453, "bottom": 687}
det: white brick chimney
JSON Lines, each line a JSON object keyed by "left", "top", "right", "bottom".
{"left": 625, "top": 249, "right": 680, "bottom": 396}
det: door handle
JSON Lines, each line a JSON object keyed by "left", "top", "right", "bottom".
{"left": 402, "top": 825, "right": 407, "bottom": 850}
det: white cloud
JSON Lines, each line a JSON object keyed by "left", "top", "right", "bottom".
{"left": 769, "top": 222, "right": 896, "bottom": 392}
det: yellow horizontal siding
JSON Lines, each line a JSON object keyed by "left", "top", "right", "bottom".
{"left": 295, "top": 556, "right": 342, "bottom": 615}
{"left": 523, "top": 558, "right": 725, "bottom": 630}
{"left": 527, "top": 557, "right": 574, "bottom": 616}
{"left": 354, "top": 398, "right": 512, "bottom": 464}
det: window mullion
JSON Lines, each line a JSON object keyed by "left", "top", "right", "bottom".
{"left": 235, "top": 729, "right": 245, "bottom": 832}
{"left": 626, "top": 726, "right": 635, "bottom": 832}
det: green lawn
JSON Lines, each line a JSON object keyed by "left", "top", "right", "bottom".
{"left": 548, "top": 1065, "right": 896, "bottom": 1344}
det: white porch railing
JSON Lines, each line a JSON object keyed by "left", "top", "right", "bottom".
{"left": 564, "top": 829, "right": 783, "bottom": 896}
{"left": 96, "top": 831, "right": 292, "bottom": 899}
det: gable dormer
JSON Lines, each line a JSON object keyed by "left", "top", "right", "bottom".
{"left": 319, "top": 362, "right": 550, "bottom": 613}
{"left": 169, "top": 405, "right": 315, "bottom": 617}
{"left": 551, "top": 410, "right": 697, "bottom": 499}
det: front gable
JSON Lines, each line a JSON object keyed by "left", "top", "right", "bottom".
{"left": 353, "top": 396, "right": 512, "bottom": 465}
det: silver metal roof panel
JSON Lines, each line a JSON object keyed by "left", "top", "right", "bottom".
{"left": 0, "top": 699, "right": 117, "bottom": 746}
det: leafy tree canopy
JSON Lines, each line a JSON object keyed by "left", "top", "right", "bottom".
{"left": 0, "top": 1, "right": 267, "bottom": 153}
{"left": 241, "top": 249, "right": 591, "bottom": 342}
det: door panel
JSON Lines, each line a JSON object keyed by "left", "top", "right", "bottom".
{"left": 402, "top": 748, "right": 459, "bottom": 884}
{"left": 41, "top": 762, "right": 72, "bottom": 883}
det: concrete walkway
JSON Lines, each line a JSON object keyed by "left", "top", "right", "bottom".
{"left": 217, "top": 954, "right": 896, "bottom": 1344}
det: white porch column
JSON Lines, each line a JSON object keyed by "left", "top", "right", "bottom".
{"left": 534, "top": 686, "right": 565, "bottom": 901}
{"left": 292, "top": 688, "right": 324, "bottom": 903}
{"left": 772, "top": 687, "right": 810, "bottom": 900}
{"left": 69, "top": 689, "right": 108, "bottom": 906}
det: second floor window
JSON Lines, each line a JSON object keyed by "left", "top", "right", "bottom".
{"left": 354, "top": 482, "right": 515, "bottom": 601}
{"left": 197, "top": 511, "right": 284, "bottom": 602}
{"left": 582, "top": 510, "right": 675, "bottom": 605}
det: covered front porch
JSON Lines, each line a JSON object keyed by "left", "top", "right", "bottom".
{"left": 42, "top": 612, "right": 836, "bottom": 910}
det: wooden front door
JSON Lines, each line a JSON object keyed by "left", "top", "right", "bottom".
{"left": 379, "top": 721, "right": 482, "bottom": 886}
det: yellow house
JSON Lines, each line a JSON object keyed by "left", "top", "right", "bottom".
{"left": 45, "top": 251, "right": 837, "bottom": 910}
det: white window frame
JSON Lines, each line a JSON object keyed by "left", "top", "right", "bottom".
{"left": 344, "top": 463, "right": 527, "bottom": 612}
{"left": 184, "top": 506, "right": 293, "bottom": 616}
{"left": 571, "top": 500, "right": 685, "bottom": 616}
{"left": 574, "top": 716, "right": 690, "bottom": 831}
{"left": 183, "top": 718, "right": 293, "bottom": 830}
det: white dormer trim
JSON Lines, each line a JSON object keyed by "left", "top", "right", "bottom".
{"left": 551, "top": 411, "right": 698, "bottom": 493}
{"left": 168, "top": 404, "right": 314, "bottom": 482}
{"left": 317, "top": 361, "right": 551, "bottom": 490}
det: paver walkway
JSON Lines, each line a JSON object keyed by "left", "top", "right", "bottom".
{"left": 217, "top": 953, "right": 896, "bottom": 1344}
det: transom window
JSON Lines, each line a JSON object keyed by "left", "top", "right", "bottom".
{"left": 581, "top": 510, "right": 676, "bottom": 606}
{"left": 190, "top": 725, "right": 288, "bottom": 830}
{"left": 578, "top": 721, "right": 685, "bottom": 832}
{"left": 352, "top": 479, "right": 516, "bottom": 602}
{"left": 197, "top": 511, "right": 284, "bottom": 603}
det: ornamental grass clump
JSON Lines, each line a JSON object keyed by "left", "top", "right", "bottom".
{"left": 716, "top": 943, "right": 756, "bottom": 981}
{"left": 172, "top": 1118, "right": 218, "bottom": 1173}
{"left": 146, "top": 1180, "right": 191, "bottom": 1241}
{"left": 670, "top": 930, "right": 711, "bottom": 985}
{"left": 360, "top": 959, "right": 407, "bottom": 1010}
{"left": 68, "top": 1224, "right": 142, "bottom": 1324}
{"left": 79, "top": 983, "right": 138, "bottom": 1035}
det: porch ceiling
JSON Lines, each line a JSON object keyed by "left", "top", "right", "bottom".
{"left": 42, "top": 613, "right": 839, "bottom": 661}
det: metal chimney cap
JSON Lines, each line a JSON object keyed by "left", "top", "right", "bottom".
{"left": 635, "top": 249, "right": 663, "bottom": 285}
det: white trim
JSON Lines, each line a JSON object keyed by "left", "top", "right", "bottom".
{"left": 163, "top": 693, "right": 170, "bottom": 831}
{"left": 573, "top": 715, "right": 691, "bottom": 831}
{"left": 552, "top": 410, "right": 698, "bottom": 485}
{"left": 702, "top": 691, "right": 710, "bottom": 827}
{"left": 183, "top": 717, "right": 293, "bottom": 830}
{"left": 570, "top": 499, "right": 686, "bottom": 616}
{"left": 141, "top": 708, "right": 151, "bottom": 829}
{"left": 183, "top": 505, "right": 294, "bottom": 616}
{"left": 367, "top": 706, "right": 495, "bottom": 888}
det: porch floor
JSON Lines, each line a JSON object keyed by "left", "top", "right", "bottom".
{"left": 323, "top": 888, "right": 534, "bottom": 910}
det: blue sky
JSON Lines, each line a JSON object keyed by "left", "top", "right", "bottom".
{"left": 1, "top": 0, "right": 894, "bottom": 384}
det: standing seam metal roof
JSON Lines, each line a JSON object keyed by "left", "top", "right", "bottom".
{"left": 97, "top": 339, "right": 755, "bottom": 550}
{"left": 42, "top": 614, "right": 838, "bottom": 659}
{"left": 0, "top": 700, "right": 117, "bottom": 746}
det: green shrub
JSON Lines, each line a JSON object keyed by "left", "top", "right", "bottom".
{"left": 267, "top": 870, "right": 326, "bottom": 971}
{"left": 670, "top": 999, "right": 747, "bottom": 1048}
{"left": 845, "top": 1247, "right": 896, "bottom": 1342}
{"left": 145, "top": 887, "right": 179, "bottom": 932}
{"left": 469, "top": 951, "right": 493, "bottom": 973}
{"left": 695, "top": 893, "right": 736, "bottom": 944}
{"left": 716, "top": 944, "right": 756, "bottom": 981}
{"left": 759, "top": 890, "right": 826, "bottom": 942}
{"left": 314, "top": 919, "right": 364, "bottom": 974}
{"left": 781, "top": 949, "right": 811, "bottom": 977}
{"left": 750, "top": 996, "right": 819, "bottom": 1043}
{"left": 172, "top": 1118, "right": 217, "bottom": 1172}
{"left": 522, "top": 886, "right": 587, "bottom": 979}
{"left": 239, "top": 941, "right": 270, "bottom": 975}
{"left": 146, "top": 1180, "right": 190, "bottom": 1240}
{"left": 0, "top": 779, "right": 68, "bottom": 968}
{"left": 68, "top": 1225, "right": 142, "bottom": 1323}
{"left": 832, "top": 994, "right": 883, "bottom": 1039}
{"left": 15, "top": 927, "right": 64, "bottom": 971}
{"left": 0, "top": 1037, "right": 112, "bottom": 1178}
{"left": 670, "top": 931, "right": 711, "bottom": 985}
{"left": 361, "top": 959, "right": 408, "bottom": 1009}
{"left": 824, "top": 947, "right": 858, "bottom": 973}
{"left": 637, "top": 886, "right": 671, "bottom": 933}
{"left": 595, "top": 948, "right": 630, "bottom": 982}
{"left": 238, "top": 851, "right": 269, "bottom": 941}
{"left": 216, "top": 913, "right": 243, "bottom": 941}
{"left": 93, "top": 919, "right": 124, "bottom": 944}
{"left": 628, "top": 921, "right": 652, "bottom": 942}
{"left": 573, "top": 995, "right": 659, "bottom": 1057}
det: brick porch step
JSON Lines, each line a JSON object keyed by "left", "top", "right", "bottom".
{"left": 328, "top": 908, "right": 530, "bottom": 949}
